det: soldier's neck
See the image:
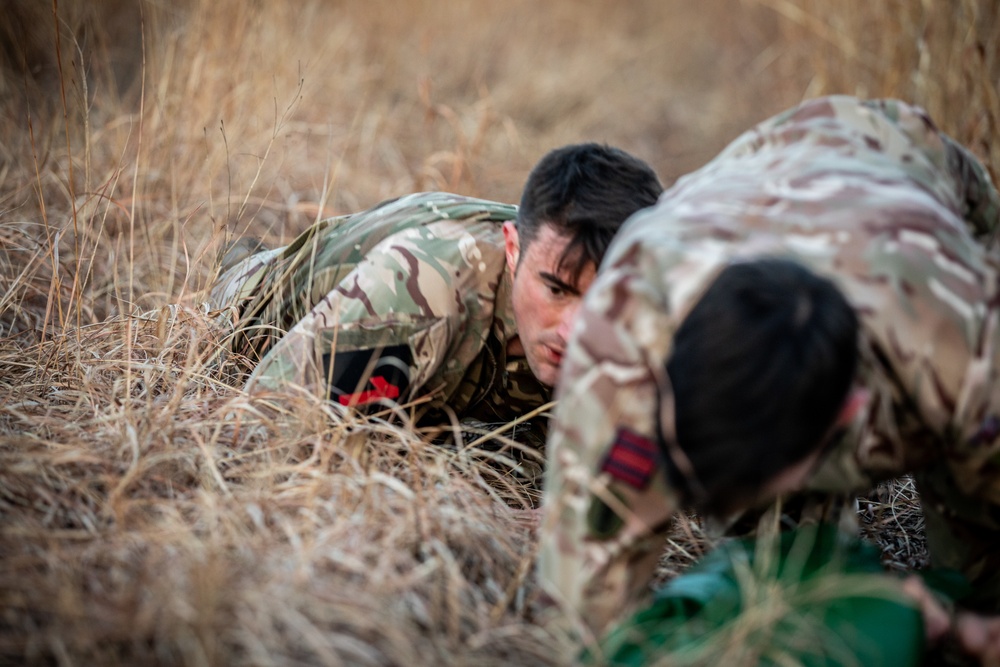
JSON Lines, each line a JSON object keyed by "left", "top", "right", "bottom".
{"left": 506, "top": 334, "right": 525, "bottom": 358}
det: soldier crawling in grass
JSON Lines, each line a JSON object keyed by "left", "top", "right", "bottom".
{"left": 207, "top": 143, "right": 663, "bottom": 441}
{"left": 537, "top": 96, "right": 1000, "bottom": 662}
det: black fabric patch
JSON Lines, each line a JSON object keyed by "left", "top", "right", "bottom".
{"left": 322, "top": 344, "right": 412, "bottom": 407}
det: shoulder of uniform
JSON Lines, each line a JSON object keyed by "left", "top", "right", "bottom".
{"left": 408, "top": 191, "right": 518, "bottom": 221}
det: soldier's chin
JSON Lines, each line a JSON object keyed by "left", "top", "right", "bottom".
{"left": 530, "top": 359, "right": 560, "bottom": 387}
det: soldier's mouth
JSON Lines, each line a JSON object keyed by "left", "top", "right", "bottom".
{"left": 544, "top": 345, "right": 564, "bottom": 365}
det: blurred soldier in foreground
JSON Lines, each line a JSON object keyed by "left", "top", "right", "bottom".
{"left": 208, "top": 144, "right": 662, "bottom": 434}
{"left": 537, "top": 96, "right": 1000, "bottom": 662}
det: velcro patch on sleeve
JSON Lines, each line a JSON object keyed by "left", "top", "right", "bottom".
{"left": 600, "top": 427, "right": 660, "bottom": 490}
{"left": 322, "top": 344, "right": 413, "bottom": 407}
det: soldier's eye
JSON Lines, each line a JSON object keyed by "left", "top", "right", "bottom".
{"left": 538, "top": 273, "right": 575, "bottom": 299}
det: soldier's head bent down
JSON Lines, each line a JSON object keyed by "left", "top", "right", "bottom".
{"left": 665, "top": 258, "right": 860, "bottom": 516}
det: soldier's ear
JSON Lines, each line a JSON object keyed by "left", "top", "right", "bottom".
{"left": 503, "top": 221, "right": 521, "bottom": 275}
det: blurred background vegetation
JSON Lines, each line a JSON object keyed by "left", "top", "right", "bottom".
{"left": 0, "top": 1, "right": 997, "bottom": 665}
{"left": 3, "top": 0, "right": 995, "bottom": 322}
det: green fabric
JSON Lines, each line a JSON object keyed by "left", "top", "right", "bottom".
{"left": 594, "top": 525, "right": 925, "bottom": 667}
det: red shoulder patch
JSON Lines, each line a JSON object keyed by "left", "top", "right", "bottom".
{"left": 338, "top": 376, "right": 402, "bottom": 406}
{"left": 601, "top": 428, "right": 660, "bottom": 490}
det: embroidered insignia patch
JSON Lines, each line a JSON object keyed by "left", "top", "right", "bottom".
{"left": 600, "top": 427, "right": 659, "bottom": 489}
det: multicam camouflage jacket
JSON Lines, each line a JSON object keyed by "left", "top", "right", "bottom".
{"left": 538, "top": 96, "right": 1000, "bottom": 634}
{"left": 209, "top": 192, "right": 550, "bottom": 427}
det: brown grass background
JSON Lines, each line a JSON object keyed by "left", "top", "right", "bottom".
{"left": 0, "top": 1, "right": 997, "bottom": 665}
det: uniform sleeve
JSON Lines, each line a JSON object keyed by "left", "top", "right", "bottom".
{"left": 941, "top": 133, "right": 1000, "bottom": 244}
{"left": 867, "top": 98, "right": 1000, "bottom": 244}
{"left": 913, "top": 293, "right": 1000, "bottom": 601}
{"left": 537, "top": 264, "right": 681, "bottom": 638}
{"left": 245, "top": 220, "right": 504, "bottom": 408}
{"left": 208, "top": 246, "right": 287, "bottom": 311}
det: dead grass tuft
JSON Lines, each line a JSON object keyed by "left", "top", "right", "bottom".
{"left": 1, "top": 309, "right": 558, "bottom": 665}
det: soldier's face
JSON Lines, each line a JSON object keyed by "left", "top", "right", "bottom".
{"left": 503, "top": 221, "right": 597, "bottom": 387}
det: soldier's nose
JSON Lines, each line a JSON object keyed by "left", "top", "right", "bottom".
{"left": 557, "top": 303, "right": 580, "bottom": 341}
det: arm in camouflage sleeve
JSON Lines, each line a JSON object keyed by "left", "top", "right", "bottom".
{"left": 245, "top": 219, "right": 506, "bottom": 409}
{"left": 208, "top": 246, "right": 287, "bottom": 311}
{"left": 941, "top": 133, "right": 1000, "bottom": 245}
{"left": 866, "top": 98, "right": 1000, "bottom": 243}
{"left": 538, "top": 264, "right": 681, "bottom": 638}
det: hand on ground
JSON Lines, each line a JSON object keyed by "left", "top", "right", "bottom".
{"left": 956, "top": 612, "right": 1000, "bottom": 666}
{"left": 901, "top": 576, "right": 952, "bottom": 643}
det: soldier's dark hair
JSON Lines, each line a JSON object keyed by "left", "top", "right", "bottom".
{"left": 664, "top": 258, "right": 859, "bottom": 516}
{"left": 517, "top": 143, "right": 663, "bottom": 283}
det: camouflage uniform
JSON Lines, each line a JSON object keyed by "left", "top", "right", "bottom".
{"left": 210, "top": 192, "right": 550, "bottom": 427}
{"left": 538, "top": 96, "right": 1000, "bottom": 635}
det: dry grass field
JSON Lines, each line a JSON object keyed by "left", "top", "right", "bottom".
{"left": 1, "top": 1, "right": 997, "bottom": 665}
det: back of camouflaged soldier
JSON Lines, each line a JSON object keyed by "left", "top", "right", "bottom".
{"left": 539, "top": 96, "right": 1000, "bottom": 635}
